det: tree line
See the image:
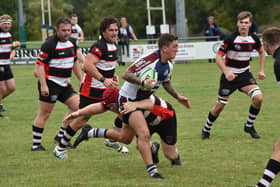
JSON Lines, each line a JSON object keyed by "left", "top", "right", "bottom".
{"left": 1, "top": 0, "right": 279, "bottom": 41}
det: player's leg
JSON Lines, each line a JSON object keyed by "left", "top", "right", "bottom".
{"left": 104, "top": 117, "right": 129, "bottom": 153}
{"left": 0, "top": 65, "right": 16, "bottom": 112}
{"left": 240, "top": 84, "right": 262, "bottom": 139}
{"left": 0, "top": 81, "right": 6, "bottom": 112}
{"left": 161, "top": 142, "right": 181, "bottom": 166}
{"left": 4, "top": 78, "right": 16, "bottom": 98}
{"left": 32, "top": 80, "right": 57, "bottom": 151}
{"left": 156, "top": 113, "right": 181, "bottom": 165}
{"left": 32, "top": 101, "right": 55, "bottom": 151}
{"left": 130, "top": 110, "right": 163, "bottom": 179}
{"left": 201, "top": 73, "right": 234, "bottom": 139}
{"left": 256, "top": 137, "right": 280, "bottom": 187}
{"left": 201, "top": 97, "right": 228, "bottom": 139}
{"left": 54, "top": 92, "right": 79, "bottom": 144}
{"left": 74, "top": 121, "right": 135, "bottom": 148}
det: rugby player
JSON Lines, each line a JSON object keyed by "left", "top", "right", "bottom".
{"left": 256, "top": 27, "right": 280, "bottom": 187}
{"left": 31, "top": 17, "right": 82, "bottom": 151}
{"left": 201, "top": 11, "right": 266, "bottom": 139}
{"left": 0, "top": 14, "right": 20, "bottom": 115}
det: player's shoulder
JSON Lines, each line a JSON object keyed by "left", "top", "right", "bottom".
{"left": 91, "top": 37, "right": 108, "bottom": 51}
{"left": 250, "top": 33, "right": 261, "bottom": 42}
{"left": 41, "top": 35, "right": 57, "bottom": 49}
{"left": 224, "top": 32, "right": 238, "bottom": 42}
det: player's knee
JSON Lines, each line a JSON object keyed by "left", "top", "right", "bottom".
{"left": 162, "top": 146, "right": 177, "bottom": 160}
{"left": 8, "top": 86, "right": 16, "bottom": 93}
{"left": 248, "top": 88, "right": 262, "bottom": 101}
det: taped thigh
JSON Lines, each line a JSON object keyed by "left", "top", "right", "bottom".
{"left": 247, "top": 87, "right": 262, "bottom": 99}
{"left": 216, "top": 96, "right": 228, "bottom": 105}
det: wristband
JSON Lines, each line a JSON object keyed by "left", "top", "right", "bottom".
{"left": 99, "top": 76, "right": 106, "bottom": 83}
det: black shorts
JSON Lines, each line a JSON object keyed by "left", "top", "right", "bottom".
{"left": 0, "top": 65, "right": 14, "bottom": 81}
{"left": 218, "top": 70, "right": 257, "bottom": 97}
{"left": 38, "top": 80, "right": 76, "bottom": 103}
{"left": 148, "top": 113, "right": 177, "bottom": 145}
{"left": 79, "top": 95, "right": 102, "bottom": 109}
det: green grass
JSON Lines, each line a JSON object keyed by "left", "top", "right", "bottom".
{"left": 1, "top": 57, "right": 279, "bottom": 186}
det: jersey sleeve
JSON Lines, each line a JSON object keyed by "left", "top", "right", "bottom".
{"left": 89, "top": 43, "right": 103, "bottom": 60}
{"left": 217, "top": 36, "right": 232, "bottom": 56}
{"left": 36, "top": 41, "right": 53, "bottom": 65}
{"left": 252, "top": 35, "right": 262, "bottom": 52}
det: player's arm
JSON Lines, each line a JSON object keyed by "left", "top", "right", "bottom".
{"left": 9, "top": 49, "right": 16, "bottom": 61}
{"left": 79, "top": 30, "right": 84, "bottom": 43}
{"left": 216, "top": 51, "right": 236, "bottom": 81}
{"left": 121, "top": 99, "right": 153, "bottom": 114}
{"left": 34, "top": 63, "right": 49, "bottom": 96}
{"left": 64, "top": 102, "right": 107, "bottom": 121}
{"left": 122, "top": 69, "right": 142, "bottom": 85}
{"left": 76, "top": 49, "right": 85, "bottom": 70}
{"left": 257, "top": 46, "right": 266, "bottom": 80}
{"left": 73, "top": 58, "right": 83, "bottom": 84}
{"left": 122, "top": 68, "right": 155, "bottom": 89}
{"left": 162, "top": 80, "right": 191, "bottom": 108}
{"left": 84, "top": 53, "right": 118, "bottom": 87}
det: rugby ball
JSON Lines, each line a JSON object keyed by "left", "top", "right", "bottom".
{"left": 139, "top": 68, "right": 157, "bottom": 91}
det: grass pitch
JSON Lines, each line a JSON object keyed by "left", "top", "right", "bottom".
{"left": 0, "top": 57, "right": 279, "bottom": 187}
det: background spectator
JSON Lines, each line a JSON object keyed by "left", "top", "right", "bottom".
{"left": 71, "top": 14, "right": 84, "bottom": 44}
{"left": 118, "top": 17, "right": 137, "bottom": 65}
{"left": 203, "top": 16, "right": 221, "bottom": 63}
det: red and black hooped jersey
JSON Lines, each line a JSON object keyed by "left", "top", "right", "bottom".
{"left": 218, "top": 32, "right": 262, "bottom": 74}
{"left": 0, "top": 30, "right": 13, "bottom": 65}
{"left": 144, "top": 95, "right": 175, "bottom": 126}
{"left": 36, "top": 35, "right": 78, "bottom": 87}
{"left": 80, "top": 37, "right": 118, "bottom": 100}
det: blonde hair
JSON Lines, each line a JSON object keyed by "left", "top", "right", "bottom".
{"left": 0, "top": 14, "right": 13, "bottom": 23}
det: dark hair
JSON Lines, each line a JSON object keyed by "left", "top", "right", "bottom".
{"left": 263, "top": 27, "right": 280, "bottom": 46}
{"left": 237, "top": 11, "right": 253, "bottom": 22}
{"left": 158, "top": 34, "right": 178, "bottom": 49}
{"left": 55, "top": 17, "right": 71, "bottom": 28}
{"left": 99, "top": 16, "right": 119, "bottom": 35}
{"left": 71, "top": 14, "right": 77, "bottom": 18}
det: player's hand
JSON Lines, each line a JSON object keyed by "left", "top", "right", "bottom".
{"left": 64, "top": 111, "right": 80, "bottom": 122}
{"left": 104, "top": 78, "right": 118, "bottom": 87}
{"left": 12, "top": 41, "right": 21, "bottom": 48}
{"left": 120, "top": 102, "right": 137, "bottom": 114}
{"left": 40, "top": 85, "right": 49, "bottom": 96}
{"left": 177, "top": 95, "right": 191, "bottom": 109}
{"left": 225, "top": 71, "right": 237, "bottom": 81}
{"left": 113, "top": 75, "right": 119, "bottom": 84}
{"left": 142, "top": 79, "right": 157, "bottom": 90}
{"left": 257, "top": 71, "right": 265, "bottom": 80}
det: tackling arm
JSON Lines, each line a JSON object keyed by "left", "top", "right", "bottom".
{"left": 64, "top": 102, "right": 107, "bottom": 121}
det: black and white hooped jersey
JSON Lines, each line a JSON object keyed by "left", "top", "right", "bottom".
{"left": 71, "top": 24, "right": 82, "bottom": 39}
{"left": 218, "top": 32, "right": 262, "bottom": 74}
{"left": 0, "top": 30, "right": 13, "bottom": 65}
{"left": 80, "top": 37, "right": 118, "bottom": 100}
{"left": 36, "top": 35, "right": 78, "bottom": 87}
{"left": 144, "top": 95, "right": 174, "bottom": 126}
{"left": 119, "top": 50, "right": 173, "bottom": 100}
